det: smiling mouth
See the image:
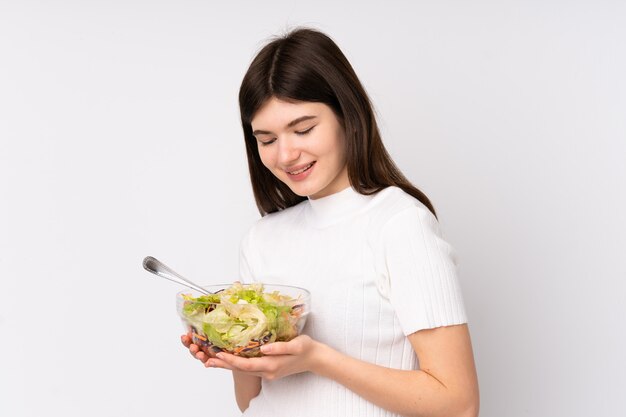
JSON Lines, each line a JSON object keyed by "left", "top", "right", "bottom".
{"left": 287, "top": 162, "right": 315, "bottom": 175}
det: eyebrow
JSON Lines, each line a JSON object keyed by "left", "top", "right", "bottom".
{"left": 252, "top": 115, "right": 317, "bottom": 136}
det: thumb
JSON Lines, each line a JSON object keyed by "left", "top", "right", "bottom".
{"left": 260, "top": 341, "right": 290, "bottom": 355}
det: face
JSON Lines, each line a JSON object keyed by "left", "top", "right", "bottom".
{"left": 251, "top": 97, "right": 350, "bottom": 200}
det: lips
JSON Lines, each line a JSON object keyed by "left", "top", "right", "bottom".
{"left": 286, "top": 162, "right": 315, "bottom": 175}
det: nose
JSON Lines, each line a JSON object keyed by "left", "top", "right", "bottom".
{"left": 277, "top": 136, "right": 301, "bottom": 165}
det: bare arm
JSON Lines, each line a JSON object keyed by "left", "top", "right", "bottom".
{"left": 314, "top": 324, "right": 479, "bottom": 417}
{"left": 232, "top": 371, "right": 261, "bottom": 412}
{"left": 211, "top": 323, "right": 479, "bottom": 417}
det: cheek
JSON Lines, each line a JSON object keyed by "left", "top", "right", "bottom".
{"left": 329, "top": 133, "right": 347, "bottom": 164}
{"left": 257, "top": 147, "right": 275, "bottom": 169}
{"left": 317, "top": 127, "right": 344, "bottom": 158}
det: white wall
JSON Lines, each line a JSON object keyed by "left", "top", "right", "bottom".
{"left": 1, "top": 1, "right": 624, "bottom": 416}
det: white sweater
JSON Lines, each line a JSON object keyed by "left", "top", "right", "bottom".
{"left": 239, "top": 186, "right": 467, "bottom": 417}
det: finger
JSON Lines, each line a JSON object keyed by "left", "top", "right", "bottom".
{"left": 189, "top": 344, "right": 205, "bottom": 361}
{"left": 181, "top": 334, "right": 192, "bottom": 347}
{"left": 205, "top": 357, "right": 236, "bottom": 371}
{"left": 260, "top": 341, "right": 291, "bottom": 355}
{"left": 200, "top": 345, "right": 219, "bottom": 359}
{"left": 195, "top": 351, "right": 209, "bottom": 362}
{"left": 215, "top": 352, "right": 269, "bottom": 373}
{"left": 262, "top": 335, "right": 311, "bottom": 355}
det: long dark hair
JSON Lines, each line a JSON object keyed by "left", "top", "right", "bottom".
{"left": 239, "top": 28, "right": 436, "bottom": 218}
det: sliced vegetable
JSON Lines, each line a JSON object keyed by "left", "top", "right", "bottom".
{"left": 180, "top": 283, "right": 305, "bottom": 356}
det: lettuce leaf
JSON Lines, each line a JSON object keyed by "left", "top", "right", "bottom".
{"left": 182, "top": 293, "right": 221, "bottom": 316}
{"left": 202, "top": 322, "right": 229, "bottom": 348}
{"left": 181, "top": 283, "right": 302, "bottom": 349}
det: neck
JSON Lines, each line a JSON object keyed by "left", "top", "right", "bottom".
{"left": 306, "top": 186, "right": 374, "bottom": 227}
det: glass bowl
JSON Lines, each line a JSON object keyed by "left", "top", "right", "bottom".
{"left": 176, "top": 283, "right": 310, "bottom": 358}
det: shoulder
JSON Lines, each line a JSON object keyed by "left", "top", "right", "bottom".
{"left": 368, "top": 186, "right": 438, "bottom": 232}
{"left": 367, "top": 186, "right": 453, "bottom": 267}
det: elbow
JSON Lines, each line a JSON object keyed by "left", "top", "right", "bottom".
{"left": 434, "top": 384, "right": 478, "bottom": 417}
{"left": 455, "top": 371, "right": 480, "bottom": 417}
{"left": 458, "top": 389, "right": 480, "bottom": 417}
{"left": 235, "top": 393, "right": 251, "bottom": 413}
{"left": 236, "top": 398, "right": 250, "bottom": 413}
{"left": 235, "top": 390, "right": 260, "bottom": 413}
{"left": 404, "top": 390, "right": 479, "bottom": 417}
{"left": 460, "top": 401, "right": 479, "bottom": 417}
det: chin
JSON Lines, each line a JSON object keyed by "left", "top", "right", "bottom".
{"left": 284, "top": 182, "right": 320, "bottom": 198}
{"left": 290, "top": 187, "right": 316, "bottom": 198}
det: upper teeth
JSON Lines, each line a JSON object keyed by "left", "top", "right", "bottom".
{"left": 289, "top": 163, "right": 313, "bottom": 175}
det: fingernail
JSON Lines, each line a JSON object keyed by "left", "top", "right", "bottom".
{"left": 216, "top": 353, "right": 224, "bottom": 359}
{"left": 260, "top": 345, "right": 271, "bottom": 353}
{"left": 206, "top": 360, "right": 214, "bottom": 368}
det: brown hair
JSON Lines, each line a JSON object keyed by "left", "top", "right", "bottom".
{"left": 239, "top": 28, "right": 436, "bottom": 218}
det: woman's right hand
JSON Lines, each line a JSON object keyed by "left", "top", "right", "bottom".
{"left": 181, "top": 332, "right": 218, "bottom": 365}
{"left": 181, "top": 333, "right": 261, "bottom": 412}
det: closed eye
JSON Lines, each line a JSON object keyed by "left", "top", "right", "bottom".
{"left": 295, "top": 126, "right": 315, "bottom": 136}
{"left": 258, "top": 138, "right": 276, "bottom": 146}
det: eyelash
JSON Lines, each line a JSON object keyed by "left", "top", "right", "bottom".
{"left": 258, "top": 126, "right": 315, "bottom": 146}
{"left": 295, "top": 126, "right": 315, "bottom": 136}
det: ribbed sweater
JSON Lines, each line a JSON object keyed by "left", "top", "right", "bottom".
{"left": 238, "top": 185, "right": 467, "bottom": 417}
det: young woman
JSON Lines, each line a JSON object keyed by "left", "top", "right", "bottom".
{"left": 182, "top": 28, "right": 479, "bottom": 417}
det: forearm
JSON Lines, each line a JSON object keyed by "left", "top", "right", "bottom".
{"left": 232, "top": 371, "right": 261, "bottom": 412}
{"left": 313, "top": 343, "right": 478, "bottom": 417}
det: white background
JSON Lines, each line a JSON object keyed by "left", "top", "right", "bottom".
{"left": 1, "top": 1, "right": 625, "bottom": 416}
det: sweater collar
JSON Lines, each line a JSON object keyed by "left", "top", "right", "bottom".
{"left": 306, "top": 186, "right": 373, "bottom": 227}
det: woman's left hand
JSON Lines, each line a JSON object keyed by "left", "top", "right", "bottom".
{"left": 206, "top": 335, "right": 323, "bottom": 380}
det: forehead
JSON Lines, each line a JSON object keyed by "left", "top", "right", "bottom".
{"left": 251, "top": 97, "right": 328, "bottom": 129}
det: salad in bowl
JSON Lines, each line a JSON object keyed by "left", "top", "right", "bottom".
{"left": 177, "top": 282, "right": 310, "bottom": 358}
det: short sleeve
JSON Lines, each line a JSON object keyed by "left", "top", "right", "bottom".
{"left": 379, "top": 204, "right": 467, "bottom": 336}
